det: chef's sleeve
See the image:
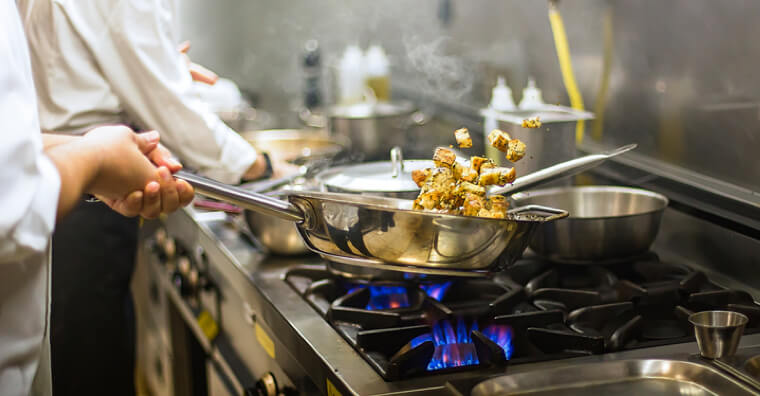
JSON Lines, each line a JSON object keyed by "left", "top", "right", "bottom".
{"left": 82, "top": 0, "right": 257, "bottom": 184}
{"left": 0, "top": 6, "right": 61, "bottom": 264}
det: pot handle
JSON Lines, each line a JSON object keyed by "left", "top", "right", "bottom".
{"left": 508, "top": 205, "right": 569, "bottom": 222}
{"left": 175, "top": 171, "right": 305, "bottom": 223}
{"left": 390, "top": 146, "right": 404, "bottom": 177}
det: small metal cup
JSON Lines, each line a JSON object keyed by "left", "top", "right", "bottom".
{"left": 689, "top": 310, "right": 748, "bottom": 359}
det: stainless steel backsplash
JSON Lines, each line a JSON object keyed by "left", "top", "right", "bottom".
{"left": 177, "top": 0, "right": 760, "bottom": 193}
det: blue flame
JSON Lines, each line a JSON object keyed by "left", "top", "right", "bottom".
{"left": 482, "top": 324, "right": 514, "bottom": 359}
{"left": 346, "top": 284, "right": 410, "bottom": 310}
{"left": 420, "top": 281, "right": 453, "bottom": 301}
{"left": 406, "top": 319, "right": 513, "bottom": 371}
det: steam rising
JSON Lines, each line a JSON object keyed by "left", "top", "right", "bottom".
{"left": 403, "top": 35, "right": 474, "bottom": 100}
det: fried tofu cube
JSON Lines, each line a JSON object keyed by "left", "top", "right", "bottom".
{"left": 412, "top": 168, "right": 431, "bottom": 187}
{"left": 506, "top": 139, "right": 527, "bottom": 162}
{"left": 478, "top": 167, "right": 516, "bottom": 186}
{"left": 470, "top": 156, "right": 489, "bottom": 173}
{"left": 454, "top": 128, "right": 472, "bottom": 148}
{"left": 462, "top": 193, "right": 486, "bottom": 217}
{"left": 488, "top": 195, "right": 510, "bottom": 218}
{"left": 413, "top": 190, "right": 441, "bottom": 211}
{"left": 487, "top": 129, "right": 511, "bottom": 152}
{"left": 433, "top": 147, "right": 457, "bottom": 168}
{"left": 456, "top": 181, "right": 486, "bottom": 196}
{"left": 452, "top": 162, "right": 478, "bottom": 183}
{"left": 521, "top": 117, "right": 542, "bottom": 128}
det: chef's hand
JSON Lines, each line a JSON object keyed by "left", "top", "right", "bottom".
{"left": 178, "top": 41, "right": 218, "bottom": 85}
{"left": 82, "top": 126, "right": 193, "bottom": 218}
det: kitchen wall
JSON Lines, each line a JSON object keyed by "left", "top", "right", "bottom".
{"left": 177, "top": 0, "right": 760, "bottom": 194}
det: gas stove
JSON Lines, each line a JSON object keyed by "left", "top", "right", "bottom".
{"left": 136, "top": 208, "right": 760, "bottom": 396}
{"left": 284, "top": 253, "right": 760, "bottom": 381}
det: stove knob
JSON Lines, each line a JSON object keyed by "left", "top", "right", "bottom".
{"left": 252, "top": 372, "right": 278, "bottom": 396}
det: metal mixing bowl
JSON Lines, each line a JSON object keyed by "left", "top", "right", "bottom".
{"left": 511, "top": 186, "right": 669, "bottom": 261}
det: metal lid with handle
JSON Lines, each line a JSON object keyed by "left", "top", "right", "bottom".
{"left": 317, "top": 146, "right": 430, "bottom": 193}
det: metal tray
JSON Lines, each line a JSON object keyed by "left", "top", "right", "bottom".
{"left": 470, "top": 359, "right": 757, "bottom": 396}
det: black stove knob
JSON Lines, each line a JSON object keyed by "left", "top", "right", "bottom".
{"left": 252, "top": 372, "right": 278, "bottom": 396}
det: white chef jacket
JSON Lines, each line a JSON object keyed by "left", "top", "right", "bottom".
{"left": 0, "top": 1, "right": 62, "bottom": 395}
{"left": 19, "top": 0, "right": 257, "bottom": 184}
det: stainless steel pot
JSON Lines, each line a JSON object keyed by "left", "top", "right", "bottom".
{"left": 326, "top": 101, "right": 424, "bottom": 160}
{"left": 511, "top": 186, "right": 669, "bottom": 261}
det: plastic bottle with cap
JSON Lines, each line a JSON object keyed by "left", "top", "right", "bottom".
{"left": 484, "top": 76, "right": 515, "bottom": 163}
{"left": 489, "top": 76, "right": 517, "bottom": 112}
{"left": 365, "top": 45, "right": 390, "bottom": 101}
{"left": 337, "top": 45, "right": 366, "bottom": 104}
{"left": 518, "top": 78, "right": 545, "bottom": 110}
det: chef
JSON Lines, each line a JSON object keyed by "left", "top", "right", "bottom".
{"left": 17, "top": 0, "right": 285, "bottom": 394}
{"left": 0, "top": 2, "right": 193, "bottom": 395}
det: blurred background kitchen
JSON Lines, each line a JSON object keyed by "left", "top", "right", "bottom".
{"left": 133, "top": 1, "right": 760, "bottom": 395}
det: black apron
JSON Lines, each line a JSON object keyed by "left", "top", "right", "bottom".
{"left": 50, "top": 198, "right": 138, "bottom": 396}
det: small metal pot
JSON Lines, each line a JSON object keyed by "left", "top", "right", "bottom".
{"left": 326, "top": 101, "right": 424, "bottom": 160}
{"left": 511, "top": 186, "right": 668, "bottom": 261}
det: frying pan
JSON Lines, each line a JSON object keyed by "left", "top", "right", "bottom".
{"left": 176, "top": 144, "right": 635, "bottom": 275}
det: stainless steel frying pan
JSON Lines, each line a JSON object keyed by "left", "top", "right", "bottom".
{"left": 176, "top": 143, "right": 635, "bottom": 276}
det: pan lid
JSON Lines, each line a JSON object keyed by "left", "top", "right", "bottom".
{"left": 318, "top": 147, "right": 429, "bottom": 193}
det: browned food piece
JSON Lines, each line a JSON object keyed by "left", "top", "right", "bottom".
{"left": 462, "top": 194, "right": 487, "bottom": 216}
{"left": 521, "top": 117, "right": 542, "bottom": 128}
{"left": 487, "top": 129, "right": 511, "bottom": 152}
{"left": 433, "top": 147, "right": 457, "bottom": 168}
{"left": 424, "top": 167, "right": 456, "bottom": 191}
{"left": 488, "top": 195, "right": 510, "bottom": 219}
{"left": 454, "top": 127, "right": 472, "bottom": 148}
{"left": 470, "top": 156, "right": 489, "bottom": 174}
{"left": 412, "top": 168, "right": 431, "bottom": 187}
{"left": 456, "top": 181, "right": 486, "bottom": 196}
{"left": 452, "top": 162, "right": 478, "bottom": 182}
{"left": 479, "top": 160, "right": 497, "bottom": 172}
{"left": 478, "top": 167, "right": 517, "bottom": 186}
{"left": 506, "top": 139, "right": 527, "bottom": 162}
{"left": 413, "top": 190, "right": 441, "bottom": 211}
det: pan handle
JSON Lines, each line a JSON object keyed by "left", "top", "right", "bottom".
{"left": 175, "top": 170, "right": 305, "bottom": 223}
{"left": 508, "top": 205, "right": 569, "bottom": 222}
{"left": 489, "top": 143, "right": 637, "bottom": 196}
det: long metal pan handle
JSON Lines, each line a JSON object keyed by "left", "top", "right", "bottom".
{"left": 489, "top": 143, "right": 637, "bottom": 196}
{"left": 175, "top": 170, "right": 304, "bottom": 223}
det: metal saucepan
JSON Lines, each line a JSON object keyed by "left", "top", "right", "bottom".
{"left": 511, "top": 186, "right": 669, "bottom": 261}
{"left": 326, "top": 101, "right": 426, "bottom": 160}
{"left": 176, "top": 170, "right": 568, "bottom": 276}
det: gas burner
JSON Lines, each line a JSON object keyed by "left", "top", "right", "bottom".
{"left": 283, "top": 253, "right": 760, "bottom": 381}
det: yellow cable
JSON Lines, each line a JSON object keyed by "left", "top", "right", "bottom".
{"left": 548, "top": 1, "right": 586, "bottom": 144}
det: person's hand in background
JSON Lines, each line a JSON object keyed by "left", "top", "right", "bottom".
{"left": 178, "top": 41, "right": 218, "bottom": 85}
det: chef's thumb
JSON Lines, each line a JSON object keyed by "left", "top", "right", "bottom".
{"left": 135, "top": 130, "right": 161, "bottom": 154}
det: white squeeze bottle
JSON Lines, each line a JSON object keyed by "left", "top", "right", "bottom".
{"left": 484, "top": 76, "right": 516, "bottom": 163}
{"left": 337, "top": 45, "right": 366, "bottom": 104}
{"left": 365, "top": 45, "right": 390, "bottom": 101}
